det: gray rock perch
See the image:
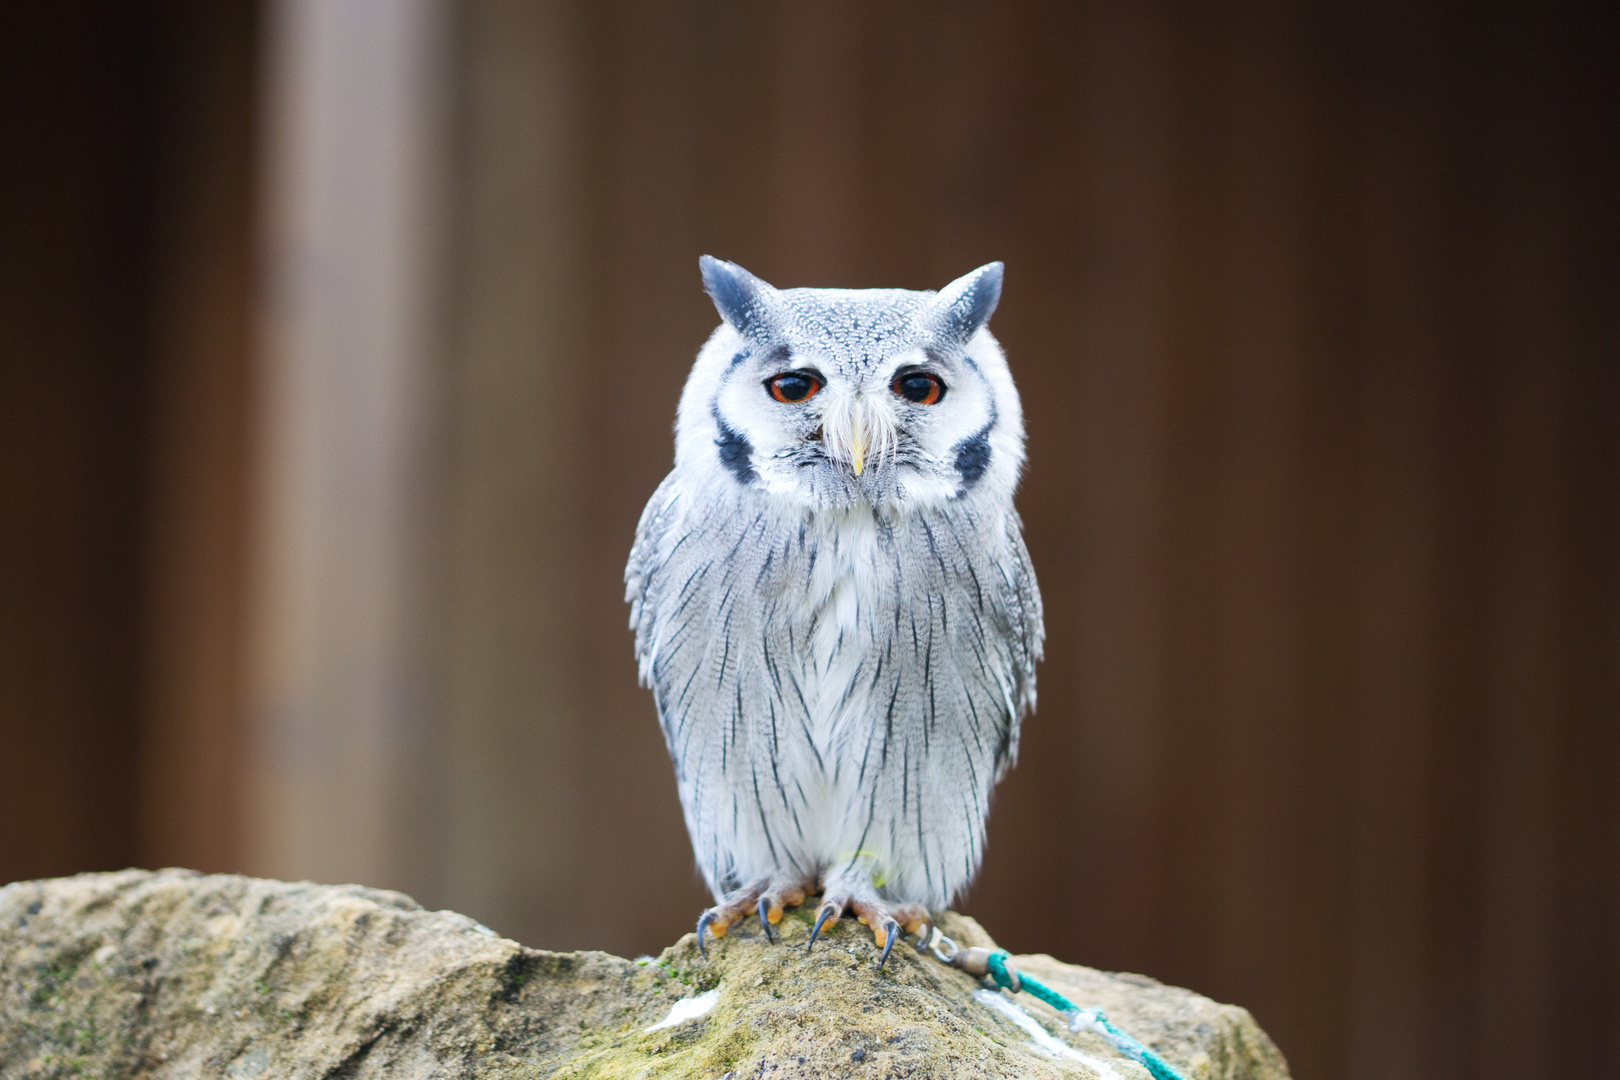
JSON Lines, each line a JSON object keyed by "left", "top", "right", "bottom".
{"left": 0, "top": 870, "right": 1290, "bottom": 1079}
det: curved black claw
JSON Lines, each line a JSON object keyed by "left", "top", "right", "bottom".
{"left": 877, "top": 918, "right": 903, "bottom": 969}
{"left": 696, "top": 911, "right": 717, "bottom": 959}
{"left": 757, "top": 898, "right": 775, "bottom": 943}
{"left": 806, "top": 903, "right": 838, "bottom": 952}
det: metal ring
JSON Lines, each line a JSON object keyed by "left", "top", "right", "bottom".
{"left": 927, "top": 929, "right": 960, "bottom": 965}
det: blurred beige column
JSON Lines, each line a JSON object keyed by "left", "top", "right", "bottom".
{"left": 248, "top": 0, "right": 451, "bottom": 893}
{"left": 248, "top": 0, "right": 598, "bottom": 939}
{"left": 430, "top": 0, "right": 595, "bottom": 939}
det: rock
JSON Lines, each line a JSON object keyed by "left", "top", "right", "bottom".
{"left": 0, "top": 870, "right": 1290, "bottom": 1079}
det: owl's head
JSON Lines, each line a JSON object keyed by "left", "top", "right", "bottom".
{"left": 673, "top": 256, "right": 1026, "bottom": 514}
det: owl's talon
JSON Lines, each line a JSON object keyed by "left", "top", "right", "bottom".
{"left": 763, "top": 896, "right": 786, "bottom": 924}
{"left": 696, "top": 910, "right": 718, "bottom": 958}
{"left": 877, "top": 918, "right": 903, "bottom": 969}
{"left": 694, "top": 873, "right": 818, "bottom": 959}
{"left": 807, "top": 902, "right": 839, "bottom": 951}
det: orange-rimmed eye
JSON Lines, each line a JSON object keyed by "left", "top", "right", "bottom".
{"left": 892, "top": 371, "right": 946, "bottom": 405}
{"left": 766, "top": 372, "right": 821, "bottom": 403}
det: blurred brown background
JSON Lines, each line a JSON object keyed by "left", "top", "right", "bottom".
{"left": 2, "top": 1, "right": 1616, "bottom": 1077}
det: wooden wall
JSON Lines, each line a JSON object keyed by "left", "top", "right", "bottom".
{"left": 2, "top": 3, "right": 1616, "bottom": 1078}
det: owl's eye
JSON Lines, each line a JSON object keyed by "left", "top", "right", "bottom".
{"left": 766, "top": 372, "right": 821, "bottom": 403}
{"left": 893, "top": 371, "right": 946, "bottom": 405}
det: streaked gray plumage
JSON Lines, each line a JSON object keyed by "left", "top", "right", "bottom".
{"left": 626, "top": 257, "right": 1042, "bottom": 957}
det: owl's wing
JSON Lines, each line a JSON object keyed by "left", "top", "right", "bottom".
{"left": 1000, "top": 507, "right": 1045, "bottom": 727}
{"left": 627, "top": 477, "right": 810, "bottom": 892}
{"left": 899, "top": 505, "right": 1042, "bottom": 767}
{"left": 624, "top": 473, "right": 679, "bottom": 665}
{"left": 627, "top": 475, "right": 738, "bottom": 722}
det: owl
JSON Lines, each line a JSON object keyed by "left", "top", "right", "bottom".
{"left": 626, "top": 257, "right": 1043, "bottom": 966}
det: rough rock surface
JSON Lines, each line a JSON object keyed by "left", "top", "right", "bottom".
{"left": 0, "top": 870, "right": 1290, "bottom": 1079}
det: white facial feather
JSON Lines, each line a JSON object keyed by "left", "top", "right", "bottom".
{"left": 628, "top": 258, "right": 1044, "bottom": 910}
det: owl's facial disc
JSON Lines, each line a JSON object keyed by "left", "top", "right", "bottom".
{"left": 685, "top": 258, "right": 1021, "bottom": 513}
{"left": 705, "top": 332, "right": 1000, "bottom": 512}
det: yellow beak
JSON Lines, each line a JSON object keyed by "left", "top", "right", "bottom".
{"left": 851, "top": 423, "right": 867, "bottom": 476}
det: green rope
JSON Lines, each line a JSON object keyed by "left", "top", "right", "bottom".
{"left": 983, "top": 950, "right": 1187, "bottom": 1080}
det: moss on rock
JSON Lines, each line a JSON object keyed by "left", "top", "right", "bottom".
{"left": 0, "top": 870, "right": 1288, "bottom": 1079}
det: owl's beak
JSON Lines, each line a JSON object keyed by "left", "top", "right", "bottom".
{"left": 822, "top": 392, "right": 892, "bottom": 479}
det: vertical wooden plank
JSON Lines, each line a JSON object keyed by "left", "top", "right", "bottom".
{"left": 137, "top": 0, "right": 258, "bottom": 876}
{"left": 248, "top": 0, "right": 451, "bottom": 893}
{"left": 432, "top": 0, "right": 600, "bottom": 943}
{"left": 1345, "top": 5, "right": 1444, "bottom": 1075}
{"left": 1029, "top": 0, "right": 1177, "bottom": 973}
{"left": 1155, "top": 0, "right": 1229, "bottom": 997}
{"left": 1426, "top": 15, "right": 1498, "bottom": 1076}
{"left": 1290, "top": 10, "right": 1364, "bottom": 1072}
{"left": 1475, "top": 5, "right": 1573, "bottom": 1076}
{"left": 1209, "top": 1, "right": 1313, "bottom": 1059}
{"left": 1556, "top": 11, "right": 1620, "bottom": 1069}
{"left": 0, "top": 4, "right": 151, "bottom": 884}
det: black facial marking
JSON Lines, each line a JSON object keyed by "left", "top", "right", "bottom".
{"left": 714, "top": 410, "right": 757, "bottom": 485}
{"left": 730, "top": 343, "right": 790, "bottom": 371}
{"left": 953, "top": 425, "right": 993, "bottom": 488}
{"left": 926, "top": 345, "right": 978, "bottom": 374}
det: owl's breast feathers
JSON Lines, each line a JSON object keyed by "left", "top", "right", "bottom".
{"left": 627, "top": 477, "right": 1042, "bottom": 906}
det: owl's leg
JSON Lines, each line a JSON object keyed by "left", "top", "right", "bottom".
{"left": 807, "top": 866, "right": 933, "bottom": 969}
{"left": 695, "top": 873, "right": 818, "bottom": 957}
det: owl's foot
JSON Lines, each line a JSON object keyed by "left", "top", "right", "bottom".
{"left": 695, "top": 874, "right": 816, "bottom": 957}
{"left": 807, "top": 892, "right": 933, "bottom": 969}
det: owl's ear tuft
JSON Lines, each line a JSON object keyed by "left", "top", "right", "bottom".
{"left": 929, "top": 262, "right": 1004, "bottom": 344}
{"left": 700, "top": 256, "right": 781, "bottom": 341}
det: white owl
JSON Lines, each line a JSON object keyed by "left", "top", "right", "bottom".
{"left": 626, "top": 257, "right": 1043, "bottom": 966}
